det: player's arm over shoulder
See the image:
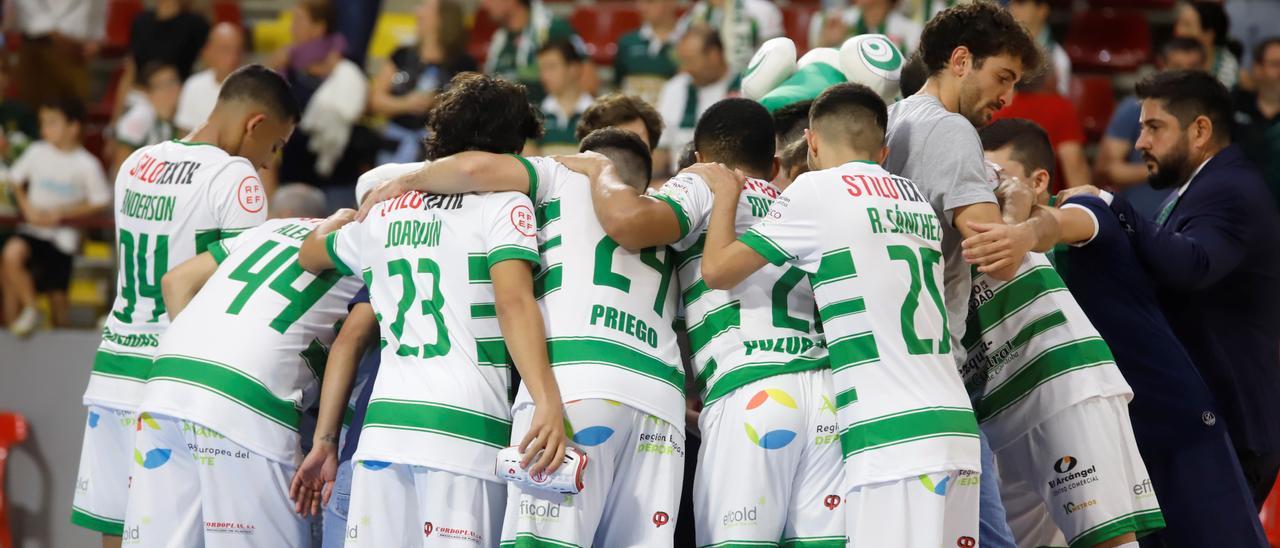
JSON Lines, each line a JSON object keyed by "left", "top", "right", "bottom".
{"left": 298, "top": 209, "right": 359, "bottom": 273}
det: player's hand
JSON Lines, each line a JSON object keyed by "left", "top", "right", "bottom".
{"left": 995, "top": 178, "right": 1034, "bottom": 225}
{"left": 683, "top": 162, "right": 744, "bottom": 197}
{"left": 1053, "top": 185, "right": 1101, "bottom": 206}
{"left": 288, "top": 441, "right": 338, "bottom": 517}
{"left": 961, "top": 221, "right": 1035, "bottom": 274}
{"left": 550, "top": 151, "right": 611, "bottom": 178}
{"left": 356, "top": 178, "right": 413, "bottom": 221}
{"left": 518, "top": 403, "right": 567, "bottom": 477}
{"left": 315, "top": 208, "right": 356, "bottom": 236}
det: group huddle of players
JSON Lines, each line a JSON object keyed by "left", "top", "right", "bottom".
{"left": 63, "top": 3, "right": 1269, "bottom": 548}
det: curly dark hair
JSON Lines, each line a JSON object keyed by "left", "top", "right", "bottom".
{"left": 423, "top": 72, "right": 543, "bottom": 160}
{"left": 919, "top": 1, "right": 1043, "bottom": 78}
{"left": 575, "top": 94, "right": 664, "bottom": 152}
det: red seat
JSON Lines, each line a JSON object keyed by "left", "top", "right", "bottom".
{"left": 1068, "top": 75, "right": 1116, "bottom": 143}
{"left": 212, "top": 0, "right": 242, "bottom": 28}
{"left": 468, "top": 9, "right": 500, "bottom": 66}
{"left": 1064, "top": 9, "right": 1152, "bottom": 73}
{"left": 782, "top": 5, "right": 819, "bottom": 54}
{"left": 0, "top": 413, "right": 29, "bottom": 548}
{"left": 570, "top": 5, "right": 642, "bottom": 65}
{"left": 103, "top": 0, "right": 144, "bottom": 57}
{"left": 1261, "top": 470, "right": 1280, "bottom": 546}
{"left": 1088, "top": 0, "right": 1175, "bottom": 8}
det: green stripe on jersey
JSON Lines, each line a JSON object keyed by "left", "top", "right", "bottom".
{"left": 835, "top": 387, "right": 858, "bottom": 409}
{"left": 476, "top": 337, "right": 512, "bottom": 367}
{"left": 325, "top": 232, "right": 353, "bottom": 276}
{"left": 501, "top": 532, "right": 582, "bottom": 548}
{"left": 828, "top": 331, "right": 879, "bottom": 371}
{"left": 1069, "top": 508, "right": 1164, "bottom": 548}
{"left": 363, "top": 398, "right": 512, "bottom": 448}
{"left": 739, "top": 229, "right": 791, "bottom": 266}
{"left": 699, "top": 541, "right": 778, "bottom": 548}
{"left": 489, "top": 245, "right": 539, "bottom": 268}
{"left": 840, "top": 406, "right": 979, "bottom": 458}
{"left": 511, "top": 153, "right": 538, "bottom": 198}
{"left": 687, "top": 301, "right": 741, "bottom": 354}
{"left": 964, "top": 265, "right": 1067, "bottom": 347}
{"left": 91, "top": 349, "right": 153, "bottom": 382}
{"left": 976, "top": 337, "right": 1114, "bottom": 422}
{"left": 533, "top": 264, "right": 564, "bottom": 299}
{"left": 536, "top": 199, "right": 561, "bottom": 227}
{"left": 71, "top": 505, "right": 124, "bottom": 535}
{"left": 471, "top": 303, "right": 497, "bottom": 319}
{"left": 208, "top": 239, "right": 231, "bottom": 264}
{"left": 818, "top": 297, "right": 866, "bottom": 322}
{"left": 468, "top": 254, "right": 491, "bottom": 283}
{"left": 674, "top": 233, "right": 706, "bottom": 271}
{"left": 547, "top": 336, "right": 684, "bottom": 393}
{"left": 682, "top": 278, "right": 712, "bottom": 307}
{"left": 782, "top": 536, "right": 848, "bottom": 548}
{"left": 651, "top": 193, "right": 692, "bottom": 238}
{"left": 149, "top": 355, "right": 301, "bottom": 431}
{"left": 704, "top": 355, "right": 829, "bottom": 406}
{"left": 539, "top": 235, "right": 562, "bottom": 253}
{"left": 810, "top": 249, "right": 857, "bottom": 289}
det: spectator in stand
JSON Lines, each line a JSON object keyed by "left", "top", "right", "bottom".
{"left": 270, "top": 183, "right": 329, "bottom": 219}
{"left": 574, "top": 93, "right": 665, "bottom": 154}
{"left": 1095, "top": 38, "right": 1207, "bottom": 219}
{"left": 678, "top": 0, "right": 782, "bottom": 72}
{"left": 369, "top": 0, "right": 475, "bottom": 165}
{"left": 0, "top": 57, "right": 39, "bottom": 167}
{"left": 1234, "top": 37, "right": 1280, "bottom": 208}
{"left": 112, "top": 63, "right": 181, "bottom": 176}
{"left": 276, "top": 0, "right": 373, "bottom": 211}
{"left": 480, "top": 0, "right": 578, "bottom": 104}
{"left": 1176, "top": 1, "right": 1240, "bottom": 88}
{"left": 11, "top": 0, "right": 104, "bottom": 105}
{"left": 116, "top": 0, "right": 209, "bottom": 120}
{"left": 990, "top": 70, "right": 1090, "bottom": 191}
{"left": 2, "top": 98, "right": 109, "bottom": 336}
{"left": 174, "top": 23, "right": 246, "bottom": 135}
{"left": 532, "top": 40, "right": 593, "bottom": 155}
{"left": 809, "top": 0, "right": 922, "bottom": 55}
{"left": 1008, "top": 0, "right": 1069, "bottom": 95}
{"left": 655, "top": 26, "right": 739, "bottom": 177}
{"left": 614, "top": 0, "right": 682, "bottom": 107}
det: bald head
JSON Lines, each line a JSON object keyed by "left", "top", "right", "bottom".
{"left": 205, "top": 22, "right": 245, "bottom": 80}
{"left": 271, "top": 183, "right": 328, "bottom": 219}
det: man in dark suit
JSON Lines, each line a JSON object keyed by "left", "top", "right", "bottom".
{"left": 1063, "top": 70, "right": 1280, "bottom": 507}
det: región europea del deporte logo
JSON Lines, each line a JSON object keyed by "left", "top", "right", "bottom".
{"left": 743, "top": 389, "right": 799, "bottom": 450}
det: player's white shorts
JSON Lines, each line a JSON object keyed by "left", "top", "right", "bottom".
{"left": 694, "top": 369, "right": 845, "bottom": 547}
{"left": 71, "top": 404, "right": 136, "bottom": 536}
{"left": 345, "top": 460, "right": 505, "bottom": 547}
{"left": 121, "top": 412, "right": 314, "bottom": 547}
{"left": 500, "top": 399, "right": 684, "bottom": 548}
{"left": 997, "top": 396, "right": 1164, "bottom": 548}
{"left": 844, "top": 468, "right": 981, "bottom": 548}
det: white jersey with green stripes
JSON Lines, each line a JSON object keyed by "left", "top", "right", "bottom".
{"left": 87, "top": 140, "right": 269, "bottom": 410}
{"left": 140, "top": 218, "right": 361, "bottom": 464}
{"left": 961, "top": 254, "right": 1132, "bottom": 449}
{"left": 326, "top": 190, "right": 540, "bottom": 481}
{"left": 513, "top": 156, "right": 685, "bottom": 429}
{"left": 738, "top": 160, "right": 979, "bottom": 486}
{"left": 651, "top": 173, "right": 827, "bottom": 407}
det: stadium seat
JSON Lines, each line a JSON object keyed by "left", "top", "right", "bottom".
{"left": 0, "top": 413, "right": 28, "bottom": 548}
{"left": 103, "top": 0, "right": 144, "bottom": 57}
{"left": 782, "top": 5, "right": 819, "bottom": 54}
{"left": 1087, "top": 0, "right": 1175, "bottom": 8}
{"left": 1064, "top": 9, "right": 1152, "bottom": 73}
{"left": 570, "top": 5, "right": 642, "bottom": 65}
{"left": 368, "top": 12, "right": 419, "bottom": 61}
{"left": 1067, "top": 75, "right": 1116, "bottom": 143}
{"left": 212, "top": 0, "right": 242, "bottom": 28}
{"left": 468, "top": 9, "right": 499, "bottom": 66}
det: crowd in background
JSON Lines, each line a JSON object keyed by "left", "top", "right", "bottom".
{"left": 0, "top": 0, "right": 1278, "bottom": 335}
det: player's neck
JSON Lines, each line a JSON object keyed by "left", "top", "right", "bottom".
{"left": 819, "top": 148, "right": 876, "bottom": 170}
{"left": 921, "top": 76, "right": 960, "bottom": 114}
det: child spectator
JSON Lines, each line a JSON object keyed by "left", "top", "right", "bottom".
{"left": 533, "top": 40, "right": 592, "bottom": 155}
{"left": 112, "top": 63, "right": 181, "bottom": 175}
{"left": 2, "top": 98, "right": 110, "bottom": 336}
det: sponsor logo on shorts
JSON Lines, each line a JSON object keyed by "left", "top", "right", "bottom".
{"left": 182, "top": 422, "right": 225, "bottom": 440}
{"left": 519, "top": 499, "right": 562, "bottom": 522}
{"left": 637, "top": 432, "right": 684, "bottom": 457}
{"left": 919, "top": 473, "right": 951, "bottom": 496}
{"left": 188, "top": 442, "right": 251, "bottom": 467}
{"left": 652, "top": 511, "right": 670, "bottom": 527}
{"left": 432, "top": 525, "right": 482, "bottom": 543}
{"left": 722, "top": 506, "right": 758, "bottom": 527}
{"left": 360, "top": 460, "right": 392, "bottom": 471}
{"left": 206, "top": 521, "right": 256, "bottom": 535}
{"left": 744, "top": 389, "right": 799, "bottom": 450}
{"left": 1133, "top": 478, "right": 1156, "bottom": 499}
{"left": 824, "top": 495, "right": 841, "bottom": 510}
{"left": 88, "top": 411, "right": 100, "bottom": 428}
{"left": 133, "top": 448, "right": 172, "bottom": 470}
{"left": 1063, "top": 499, "right": 1097, "bottom": 514}
{"left": 136, "top": 413, "right": 161, "bottom": 432}
{"left": 423, "top": 522, "right": 433, "bottom": 536}
{"left": 123, "top": 524, "right": 141, "bottom": 542}
{"left": 569, "top": 425, "right": 615, "bottom": 447}
{"left": 347, "top": 524, "right": 360, "bottom": 540}
{"left": 1053, "top": 455, "right": 1079, "bottom": 474}
{"left": 956, "top": 536, "right": 976, "bottom": 548}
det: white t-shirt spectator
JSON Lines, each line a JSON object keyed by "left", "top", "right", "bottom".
{"left": 11, "top": 141, "right": 110, "bottom": 253}
{"left": 174, "top": 68, "right": 222, "bottom": 131}
{"left": 115, "top": 100, "right": 175, "bottom": 149}
{"left": 12, "top": 0, "right": 105, "bottom": 41}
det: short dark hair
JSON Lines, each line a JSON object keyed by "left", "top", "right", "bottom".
{"left": 1135, "top": 69, "right": 1233, "bottom": 144}
{"left": 298, "top": 0, "right": 338, "bottom": 35}
{"left": 694, "top": 97, "right": 775, "bottom": 176}
{"left": 40, "top": 96, "right": 86, "bottom": 125}
{"left": 919, "top": 2, "right": 1042, "bottom": 78}
{"left": 537, "top": 39, "right": 585, "bottom": 65}
{"left": 772, "top": 100, "right": 812, "bottom": 147}
{"left": 683, "top": 25, "right": 723, "bottom": 55}
{"left": 779, "top": 138, "right": 809, "bottom": 178}
{"left": 978, "top": 118, "right": 1055, "bottom": 180}
{"left": 899, "top": 51, "right": 928, "bottom": 97}
{"left": 217, "top": 64, "right": 302, "bottom": 123}
{"left": 810, "top": 83, "right": 887, "bottom": 153}
{"left": 677, "top": 142, "right": 697, "bottom": 172}
{"left": 1189, "top": 1, "right": 1229, "bottom": 46}
{"left": 580, "top": 127, "right": 653, "bottom": 189}
{"left": 425, "top": 72, "right": 543, "bottom": 160}
{"left": 139, "top": 61, "right": 178, "bottom": 88}
{"left": 1254, "top": 36, "right": 1280, "bottom": 65}
{"left": 1163, "top": 36, "right": 1206, "bottom": 59}
{"left": 576, "top": 94, "right": 664, "bottom": 152}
